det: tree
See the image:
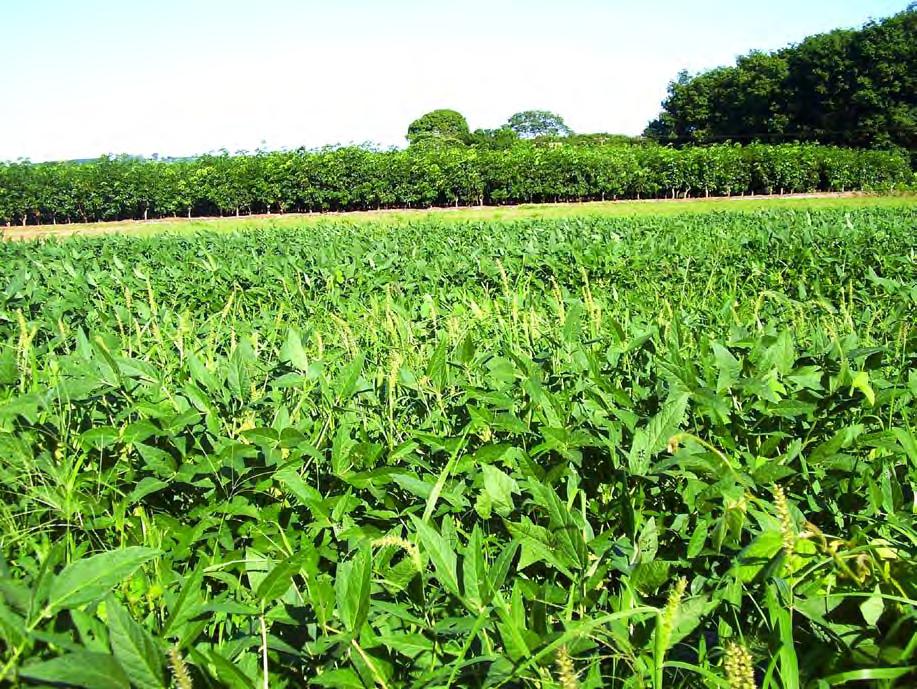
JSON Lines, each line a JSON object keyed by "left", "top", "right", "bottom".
{"left": 506, "top": 110, "right": 573, "bottom": 138}
{"left": 644, "top": 5, "right": 916, "bottom": 150}
{"left": 406, "top": 110, "right": 471, "bottom": 146}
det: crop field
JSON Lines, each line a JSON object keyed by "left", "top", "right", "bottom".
{"left": 0, "top": 205, "right": 916, "bottom": 688}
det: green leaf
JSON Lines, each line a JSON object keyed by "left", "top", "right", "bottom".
{"left": 127, "top": 478, "right": 169, "bottom": 504}
{"left": 208, "top": 649, "right": 256, "bottom": 689}
{"left": 821, "top": 667, "right": 916, "bottom": 685}
{"left": 637, "top": 517, "right": 659, "bottom": 563}
{"left": 712, "top": 342, "right": 741, "bottom": 392}
{"left": 462, "top": 525, "right": 490, "bottom": 610}
{"left": 49, "top": 547, "right": 159, "bottom": 612}
{"left": 279, "top": 327, "right": 309, "bottom": 371}
{"left": 892, "top": 427, "right": 917, "bottom": 468}
{"left": 0, "top": 350, "right": 17, "bottom": 385}
{"left": 850, "top": 371, "right": 875, "bottom": 406}
{"left": 106, "top": 596, "right": 166, "bottom": 689}
{"left": 528, "top": 479, "right": 586, "bottom": 570}
{"left": 686, "top": 520, "right": 708, "bottom": 559}
{"left": 19, "top": 651, "right": 130, "bottom": 689}
{"left": 630, "top": 561, "right": 672, "bottom": 593}
{"left": 79, "top": 426, "right": 121, "bottom": 451}
{"left": 376, "top": 632, "right": 434, "bottom": 657}
{"left": 311, "top": 667, "right": 365, "bottom": 688}
{"left": 731, "top": 531, "right": 783, "bottom": 583}
{"left": 474, "top": 464, "right": 519, "bottom": 519}
{"left": 335, "top": 547, "right": 371, "bottom": 635}
{"left": 410, "top": 515, "right": 460, "bottom": 598}
{"left": 335, "top": 352, "right": 365, "bottom": 401}
{"left": 628, "top": 391, "right": 689, "bottom": 476}
{"left": 859, "top": 585, "right": 884, "bottom": 627}
{"left": 257, "top": 551, "right": 307, "bottom": 603}
{"left": 505, "top": 518, "right": 575, "bottom": 580}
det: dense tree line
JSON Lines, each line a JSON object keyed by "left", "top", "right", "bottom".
{"left": 0, "top": 143, "right": 909, "bottom": 225}
{"left": 645, "top": 5, "right": 916, "bottom": 151}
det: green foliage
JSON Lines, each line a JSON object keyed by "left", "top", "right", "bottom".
{"left": 470, "top": 126, "right": 520, "bottom": 150}
{"left": 646, "top": 6, "right": 917, "bottom": 150}
{"left": 0, "top": 144, "right": 910, "bottom": 225}
{"left": 506, "top": 110, "right": 573, "bottom": 138}
{"left": 0, "top": 206, "right": 916, "bottom": 687}
{"left": 406, "top": 109, "right": 472, "bottom": 146}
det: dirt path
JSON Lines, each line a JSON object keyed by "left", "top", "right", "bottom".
{"left": 1, "top": 191, "right": 906, "bottom": 242}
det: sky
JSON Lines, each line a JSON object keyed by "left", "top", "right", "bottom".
{"left": 0, "top": 0, "right": 909, "bottom": 162}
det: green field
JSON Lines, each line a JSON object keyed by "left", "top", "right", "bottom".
{"left": 1, "top": 204, "right": 916, "bottom": 688}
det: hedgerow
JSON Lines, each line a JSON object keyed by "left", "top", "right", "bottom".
{"left": 0, "top": 143, "right": 910, "bottom": 225}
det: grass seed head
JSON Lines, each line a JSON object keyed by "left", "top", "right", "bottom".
{"left": 554, "top": 645, "right": 579, "bottom": 689}
{"left": 723, "top": 642, "right": 756, "bottom": 689}
{"left": 663, "top": 577, "right": 687, "bottom": 629}
{"left": 168, "top": 645, "right": 193, "bottom": 689}
{"left": 772, "top": 484, "right": 795, "bottom": 556}
{"left": 372, "top": 534, "right": 422, "bottom": 571}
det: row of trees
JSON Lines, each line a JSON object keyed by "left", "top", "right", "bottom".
{"left": 0, "top": 143, "right": 910, "bottom": 225}
{"left": 646, "top": 5, "right": 916, "bottom": 151}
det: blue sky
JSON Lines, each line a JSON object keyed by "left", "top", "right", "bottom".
{"left": 0, "top": 0, "right": 908, "bottom": 161}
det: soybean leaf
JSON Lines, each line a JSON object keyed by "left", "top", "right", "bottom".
{"left": 49, "top": 547, "right": 159, "bottom": 612}
{"left": 334, "top": 547, "right": 371, "bottom": 635}
{"left": 279, "top": 327, "right": 309, "bottom": 371}
{"left": 410, "top": 515, "right": 460, "bottom": 598}
{"left": 19, "top": 651, "right": 130, "bottom": 689}
{"left": 106, "top": 596, "right": 166, "bottom": 689}
{"left": 257, "top": 551, "right": 308, "bottom": 604}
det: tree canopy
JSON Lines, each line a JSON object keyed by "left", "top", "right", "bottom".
{"left": 406, "top": 110, "right": 471, "bottom": 146}
{"left": 506, "top": 110, "right": 573, "bottom": 138}
{"left": 645, "top": 5, "right": 916, "bottom": 151}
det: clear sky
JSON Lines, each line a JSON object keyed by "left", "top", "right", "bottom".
{"left": 0, "top": 0, "right": 908, "bottom": 162}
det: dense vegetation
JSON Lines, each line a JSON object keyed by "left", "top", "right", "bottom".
{"left": 1, "top": 206, "right": 915, "bottom": 688}
{"left": 645, "top": 5, "right": 916, "bottom": 151}
{"left": 0, "top": 143, "right": 910, "bottom": 225}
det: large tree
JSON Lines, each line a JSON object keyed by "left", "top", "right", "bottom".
{"left": 645, "top": 5, "right": 916, "bottom": 151}
{"left": 406, "top": 110, "right": 471, "bottom": 146}
{"left": 506, "top": 110, "right": 573, "bottom": 138}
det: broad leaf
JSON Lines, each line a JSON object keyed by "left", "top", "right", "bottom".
{"left": 49, "top": 547, "right": 159, "bottom": 612}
